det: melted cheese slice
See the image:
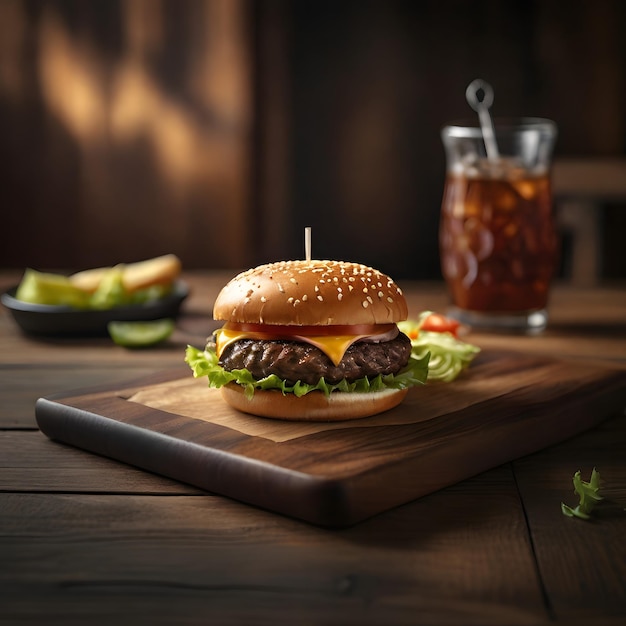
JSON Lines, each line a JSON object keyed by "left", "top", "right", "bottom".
{"left": 215, "top": 328, "right": 382, "bottom": 366}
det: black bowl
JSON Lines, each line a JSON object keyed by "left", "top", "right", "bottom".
{"left": 1, "top": 280, "right": 189, "bottom": 337}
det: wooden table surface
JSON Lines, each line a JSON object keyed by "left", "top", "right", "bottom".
{"left": 2, "top": 270, "right": 625, "bottom": 625}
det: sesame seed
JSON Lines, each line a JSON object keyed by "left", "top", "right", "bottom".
{"left": 290, "top": 278, "right": 297, "bottom": 284}
{"left": 302, "top": 294, "right": 308, "bottom": 301}
{"left": 261, "top": 296, "right": 267, "bottom": 303}
{"left": 367, "top": 296, "right": 373, "bottom": 304}
{"left": 378, "top": 291, "right": 384, "bottom": 298}
{"left": 288, "top": 297, "right": 294, "bottom": 303}
{"left": 317, "top": 295, "right": 324, "bottom": 301}
{"left": 362, "top": 300, "right": 369, "bottom": 308}
{"left": 338, "top": 293, "right": 343, "bottom": 301}
{"left": 387, "top": 297, "right": 394, "bottom": 303}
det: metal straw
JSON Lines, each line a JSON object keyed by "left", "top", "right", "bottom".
{"left": 465, "top": 79, "right": 500, "bottom": 161}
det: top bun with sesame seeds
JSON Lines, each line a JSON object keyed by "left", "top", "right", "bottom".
{"left": 186, "top": 260, "right": 428, "bottom": 421}
{"left": 213, "top": 259, "right": 408, "bottom": 326}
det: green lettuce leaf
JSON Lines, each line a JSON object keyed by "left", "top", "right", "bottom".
{"left": 89, "top": 267, "right": 128, "bottom": 309}
{"left": 89, "top": 267, "right": 172, "bottom": 309}
{"left": 185, "top": 344, "right": 430, "bottom": 400}
{"left": 398, "top": 315, "right": 480, "bottom": 382}
{"left": 561, "top": 468, "right": 603, "bottom": 520}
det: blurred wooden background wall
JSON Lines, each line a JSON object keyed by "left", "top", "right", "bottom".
{"left": 1, "top": 0, "right": 625, "bottom": 280}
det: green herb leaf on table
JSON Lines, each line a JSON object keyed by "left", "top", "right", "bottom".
{"left": 561, "top": 468, "right": 603, "bottom": 520}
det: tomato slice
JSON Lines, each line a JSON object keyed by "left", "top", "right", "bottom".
{"left": 223, "top": 321, "right": 395, "bottom": 337}
{"left": 420, "top": 313, "right": 461, "bottom": 337}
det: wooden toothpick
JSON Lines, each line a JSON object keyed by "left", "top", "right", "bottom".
{"left": 305, "top": 227, "right": 312, "bottom": 261}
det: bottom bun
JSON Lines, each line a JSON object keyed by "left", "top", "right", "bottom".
{"left": 221, "top": 384, "right": 409, "bottom": 422}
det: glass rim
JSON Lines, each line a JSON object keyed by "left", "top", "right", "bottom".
{"left": 442, "top": 117, "right": 557, "bottom": 137}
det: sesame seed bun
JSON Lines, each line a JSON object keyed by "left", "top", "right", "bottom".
{"left": 208, "top": 260, "right": 413, "bottom": 421}
{"left": 221, "top": 384, "right": 409, "bottom": 421}
{"left": 213, "top": 259, "right": 408, "bottom": 326}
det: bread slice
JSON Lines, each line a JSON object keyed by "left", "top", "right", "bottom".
{"left": 69, "top": 254, "right": 182, "bottom": 293}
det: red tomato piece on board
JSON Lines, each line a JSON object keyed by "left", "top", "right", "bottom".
{"left": 420, "top": 313, "right": 461, "bottom": 337}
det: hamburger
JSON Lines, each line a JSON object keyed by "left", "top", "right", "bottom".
{"left": 185, "top": 259, "right": 429, "bottom": 421}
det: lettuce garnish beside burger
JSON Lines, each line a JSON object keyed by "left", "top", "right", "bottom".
{"left": 186, "top": 259, "right": 478, "bottom": 422}
{"left": 398, "top": 312, "right": 480, "bottom": 382}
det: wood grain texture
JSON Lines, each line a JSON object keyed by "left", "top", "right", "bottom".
{"left": 0, "top": 367, "right": 166, "bottom": 429}
{"left": 0, "top": 431, "right": 201, "bottom": 494}
{"left": 35, "top": 351, "right": 626, "bottom": 527}
{"left": 513, "top": 411, "right": 626, "bottom": 622}
{"left": 3, "top": 274, "right": 626, "bottom": 624}
{"left": 0, "top": 1, "right": 255, "bottom": 272}
{"left": 0, "top": 466, "right": 551, "bottom": 626}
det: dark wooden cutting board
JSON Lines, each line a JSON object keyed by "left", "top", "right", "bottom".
{"left": 35, "top": 350, "right": 626, "bottom": 527}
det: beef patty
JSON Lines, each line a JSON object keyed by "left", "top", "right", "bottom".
{"left": 219, "top": 332, "right": 412, "bottom": 385}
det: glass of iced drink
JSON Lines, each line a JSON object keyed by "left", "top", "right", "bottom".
{"left": 439, "top": 118, "right": 558, "bottom": 332}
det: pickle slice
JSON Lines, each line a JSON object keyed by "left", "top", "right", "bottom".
{"left": 107, "top": 319, "right": 175, "bottom": 348}
{"left": 15, "top": 269, "right": 90, "bottom": 308}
